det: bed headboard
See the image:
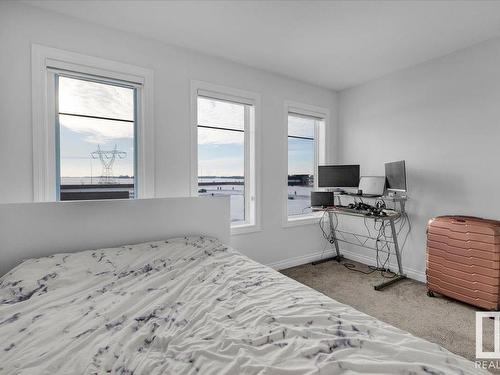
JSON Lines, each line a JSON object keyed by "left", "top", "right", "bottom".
{"left": 0, "top": 197, "right": 230, "bottom": 277}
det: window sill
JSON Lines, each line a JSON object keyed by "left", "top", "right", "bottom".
{"left": 231, "top": 223, "right": 262, "bottom": 236}
{"left": 283, "top": 214, "right": 321, "bottom": 228}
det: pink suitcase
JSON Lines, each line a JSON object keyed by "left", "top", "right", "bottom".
{"left": 427, "top": 216, "right": 500, "bottom": 310}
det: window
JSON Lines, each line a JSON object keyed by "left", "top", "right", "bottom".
{"left": 56, "top": 74, "right": 137, "bottom": 200}
{"left": 286, "top": 104, "right": 327, "bottom": 221}
{"left": 32, "top": 45, "right": 154, "bottom": 201}
{"left": 192, "top": 82, "right": 259, "bottom": 231}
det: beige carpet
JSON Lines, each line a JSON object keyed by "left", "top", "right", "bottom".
{"left": 281, "top": 259, "right": 495, "bottom": 365}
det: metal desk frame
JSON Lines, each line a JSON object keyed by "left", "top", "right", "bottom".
{"left": 312, "top": 195, "right": 408, "bottom": 291}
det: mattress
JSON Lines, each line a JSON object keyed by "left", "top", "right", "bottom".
{"left": 0, "top": 236, "right": 483, "bottom": 374}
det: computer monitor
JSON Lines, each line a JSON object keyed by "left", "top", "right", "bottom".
{"left": 311, "top": 191, "right": 334, "bottom": 207}
{"left": 318, "top": 165, "right": 360, "bottom": 188}
{"left": 385, "top": 160, "right": 407, "bottom": 192}
{"left": 358, "top": 176, "right": 386, "bottom": 196}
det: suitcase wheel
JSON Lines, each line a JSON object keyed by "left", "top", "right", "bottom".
{"left": 427, "top": 290, "right": 435, "bottom": 298}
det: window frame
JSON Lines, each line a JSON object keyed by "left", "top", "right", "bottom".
{"left": 283, "top": 101, "right": 328, "bottom": 227}
{"left": 190, "top": 81, "right": 261, "bottom": 235}
{"left": 52, "top": 71, "right": 140, "bottom": 200}
{"left": 31, "top": 44, "right": 154, "bottom": 202}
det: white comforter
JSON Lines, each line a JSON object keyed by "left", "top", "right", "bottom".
{"left": 0, "top": 237, "right": 482, "bottom": 374}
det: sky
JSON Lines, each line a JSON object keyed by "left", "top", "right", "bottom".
{"left": 197, "top": 97, "right": 318, "bottom": 177}
{"left": 58, "top": 76, "right": 134, "bottom": 178}
{"left": 58, "top": 77, "right": 318, "bottom": 179}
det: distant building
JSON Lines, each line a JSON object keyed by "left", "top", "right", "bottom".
{"left": 288, "top": 174, "right": 313, "bottom": 186}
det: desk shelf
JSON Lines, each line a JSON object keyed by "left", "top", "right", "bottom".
{"left": 325, "top": 207, "right": 401, "bottom": 220}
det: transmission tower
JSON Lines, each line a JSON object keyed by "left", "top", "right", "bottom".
{"left": 91, "top": 145, "right": 127, "bottom": 184}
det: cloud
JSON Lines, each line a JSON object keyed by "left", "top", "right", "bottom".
{"left": 59, "top": 76, "right": 134, "bottom": 120}
{"left": 198, "top": 127, "right": 244, "bottom": 145}
{"left": 197, "top": 97, "right": 245, "bottom": 145}
{"left": 58, "top": 76, "right": 135, "bottom": 144}
{"left": 198, "top": 97, "right": 244, "bottom": 129}
{"left": 288, "top": 115, "right": 320, "bottom": 138}
{"left": 60, "top": 115, "right": 134, "bottom": 144}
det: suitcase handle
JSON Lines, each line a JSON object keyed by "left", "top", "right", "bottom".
{"left": 451, "top": 216, "right": 481, "bottom": 224}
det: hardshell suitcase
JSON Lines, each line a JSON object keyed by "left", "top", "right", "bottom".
{"left": 426, "top": 215, "right": 500, "bottom": 310}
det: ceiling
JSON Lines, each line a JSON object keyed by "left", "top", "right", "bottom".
{"left": 24, "top": 0, "right": 500, "bottom": 91}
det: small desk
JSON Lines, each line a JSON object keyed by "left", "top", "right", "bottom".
{"left": 312, "top": 195, "right": 408, "bottom": 291}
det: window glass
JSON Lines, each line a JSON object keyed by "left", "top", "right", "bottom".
{"left": 287, "top": 114, "right": 318, "bottom": 216}
{"left": 197, "top": 96, "right": 244, "bottom": 131}
{"left": 288, "top": 114, "right": 315, "bottom": 138}
{"left": 59, "top": 77, "right": 134, "bottom": 120}
{"left": 197, "top": 97, "right": 248, "bottom": 224}
{"left": 57, "top": 76, "right": 135, "bottom": 200}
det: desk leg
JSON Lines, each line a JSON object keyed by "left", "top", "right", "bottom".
{"left": 312, "top": 211, "right": 343, "bottom": 265}
{"left": 374, "top": 218, "right": 407, "bottom": 291}
{"left": 390, "top": 218, "right": 404, "bottom": 275}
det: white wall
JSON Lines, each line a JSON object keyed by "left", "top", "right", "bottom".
{"left": 10, "top": 2, "right": 495, "bottom": 280}
{"left": 0, "top": 2, "right": 338, "bottom": 268}
{"left": 338, "top": 37, "right": 500, "bottom": 280}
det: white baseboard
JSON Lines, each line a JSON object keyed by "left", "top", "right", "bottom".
{"left": 266, "top": 249, "right": 336, "bottom": 270}
{"left": 267, "top": 248, "right": 426, "bottom": 283}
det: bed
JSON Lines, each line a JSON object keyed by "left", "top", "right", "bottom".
{"left": 0, "top": 198, "right": 483, "bottom": 374}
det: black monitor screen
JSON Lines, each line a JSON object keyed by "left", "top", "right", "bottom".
{"left": 385, "top": 160, "right": 407, "bottom": 191}
{"left": 318, "top": 165, "right": 360, "bottom": 188}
